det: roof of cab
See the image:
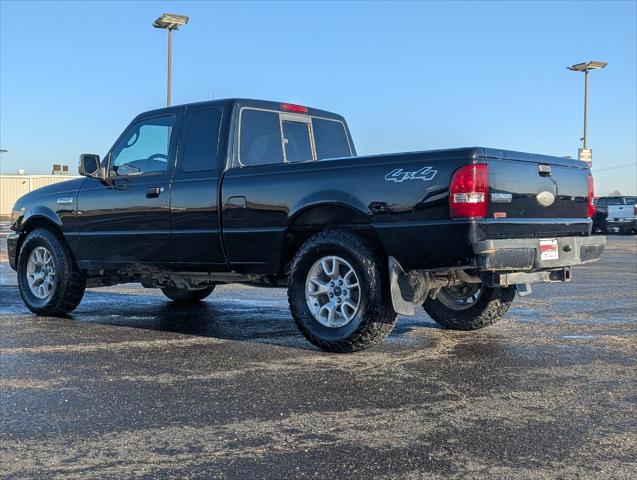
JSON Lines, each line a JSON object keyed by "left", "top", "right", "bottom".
{"left": 134, "top": 98, "right": 345, "bottom": 123}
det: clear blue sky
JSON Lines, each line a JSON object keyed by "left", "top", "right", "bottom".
{"left": 1, "top": 0, "right": 635, "bottom": 195}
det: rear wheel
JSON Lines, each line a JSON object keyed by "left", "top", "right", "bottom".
{"left": 17, "top": 228, "right": 86, "bottom": 316}
{"left": 161, "top": 286, "right": 214, "bottom": 303}
{"left": 423, "top": 283, "right": 515, "bottom": 331}
{"left": 288, "top": 230, "right": 397, "bottom": 353}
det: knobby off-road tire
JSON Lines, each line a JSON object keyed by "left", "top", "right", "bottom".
{"left": 423, "top": 284, "right": 516, "bottom": 331}
{"left": 161, "top": 286, "right": 215, "bottom": 303}
{"left": 17, "top": 228, "right": 86, "bottom": 316}
{"left": 287, "top": 230, "right": 397, "bottom": 353}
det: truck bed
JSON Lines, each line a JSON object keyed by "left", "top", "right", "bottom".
{"left": 221, "top": 146, "right": 593, "bottom": 273}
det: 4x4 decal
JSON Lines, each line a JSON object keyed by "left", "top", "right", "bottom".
{"left": 385, "top": 166, "right": 437, "bottom": 183}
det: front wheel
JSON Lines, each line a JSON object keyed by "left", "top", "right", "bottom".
{"left": 288, "top": 230, "right": 397, "bottom": 353}
{"left": 423, "top": 283, "right": 515, "bottom": 331}
{"left": 17, "top": 228, "right": 86, "bottom": 316}
{"left": 161, "top": 286, "right": 214, "bottom": 303}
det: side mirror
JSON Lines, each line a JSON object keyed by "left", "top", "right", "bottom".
{"left": 79, "top": 154, "right": 101, "bottom": 177}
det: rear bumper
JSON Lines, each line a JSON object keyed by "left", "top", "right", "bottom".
{"left": 606, "top": 218, "right": 636, "bottom": 231}
{"left": 473, "top": 235, "right": 606, "bottom": 272}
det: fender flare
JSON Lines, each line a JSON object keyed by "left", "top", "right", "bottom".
{"left": 19, "top": 206, "right": 64, "bottom": 233}
{"left": 287, "top": 190, "right": 370, "bottom": 226}
{"left": 278, "top": 196, "right": 380, "bottom": 274}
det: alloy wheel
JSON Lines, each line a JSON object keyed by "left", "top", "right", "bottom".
{"left": 305, "top": 255, "right": 361, "bottom": 328}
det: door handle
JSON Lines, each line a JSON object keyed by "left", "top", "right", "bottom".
{"left": 538, "top": 164, "right": 552, "bottom": 176}
{"left": 228, "top": 196, "right": 246, "bottom": 208}
{"left": 146, "top": 186, "right": 162, "bottom": 198}
{"left": 227, "top": 196, "right": 246, "bottom": 219}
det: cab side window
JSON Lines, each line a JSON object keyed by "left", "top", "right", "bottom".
{"left": 110, "top": 115, "right": 174, "bottom": 176}
{"left": 180, "top": 108, "right": 223, "bottom": 173}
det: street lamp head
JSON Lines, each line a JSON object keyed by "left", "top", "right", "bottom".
{"left": 567, "top": 61, "right": 608, "bottom": 72}
{"left": 153, "top": 13, "right": 189, "bottom": 30}
{"left": 588, "top": 61, "right": 608, "bottom": 70}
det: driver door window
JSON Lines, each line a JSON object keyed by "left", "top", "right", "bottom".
{"left": 110, "top": 115, "right": 174, "bottom": 176}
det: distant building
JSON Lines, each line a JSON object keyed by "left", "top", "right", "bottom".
{"left": 0, "top": 173, "right": 79, "bottom": 217}
{"left": 52, "top": 164, "right": 70, "bottom": 175}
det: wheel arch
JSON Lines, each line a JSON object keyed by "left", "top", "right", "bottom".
{"left": 15, "top": 214, "right": 67, "bottom": 264}
{"left": 279, "top": 202, "right": 386, "bottom": 273}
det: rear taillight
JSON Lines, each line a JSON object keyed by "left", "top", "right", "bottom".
{"left": 449, "top": 164, "right": 488, "bottom": 218}
{"left": 587, "top": 175, "right": 596, "bottom": 217}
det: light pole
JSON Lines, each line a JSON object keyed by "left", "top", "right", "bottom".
{"left": 153, "top": 13, "right": 189, "bottom": 107}
{"left": 0, "top": 150, "right": 7, "bottom": 176}
{"left": 567, "top": 61, "right": 607, "bottom": 152}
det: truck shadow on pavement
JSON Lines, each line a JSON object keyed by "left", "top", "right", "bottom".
{"left": 75, "top": 290, "right": 317, "bottom": 351}
{"left": 1, "top": 287, "right": 439, "bottom": 352}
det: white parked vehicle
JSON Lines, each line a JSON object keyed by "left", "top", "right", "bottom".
{"left": 595, "top": 196, "right": 637, "bottom": 234}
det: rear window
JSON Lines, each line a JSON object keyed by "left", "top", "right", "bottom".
{"left": 239, "top": 108, "right": 353, "bottom": 166}
{"left": 603, "top": 197, "right": 625, "bottom": 205}
{"left": 624, "top": 197, "right": 636, "bottom": 205}
{"left": 312, "top": 118, "right": 351, "bottom": 160}
{"left": 282, "top": 120, "right": 313, "bottom": 162}
{"left": 240, "top": 110, "right": 284, "bottom": 166}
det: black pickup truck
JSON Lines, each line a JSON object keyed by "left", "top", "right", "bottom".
{"left": 8, "top": 99, "right": 605, "bottom": 352}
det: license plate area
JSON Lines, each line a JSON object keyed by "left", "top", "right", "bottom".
{"left": 539, "top": 239, "right": 559, "bottom": 261}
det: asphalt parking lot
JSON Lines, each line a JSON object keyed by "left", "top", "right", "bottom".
{"left": 1, "top": 235, "right": 636, "bottom": 479}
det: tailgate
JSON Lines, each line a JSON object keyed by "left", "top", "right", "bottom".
{"left": 608, "top": 204, "right": 634, "bottom": 220}
{"left": 483, "top": 149, "right": 591, "bottom": 238}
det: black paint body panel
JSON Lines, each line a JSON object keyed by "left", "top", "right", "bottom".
{"left": 221, "top": 148, "right": 477, "bottom": 271}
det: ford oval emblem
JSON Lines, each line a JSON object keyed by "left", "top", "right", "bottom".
{"left": 536, "top": 191, "right": 555, "bottom": 207}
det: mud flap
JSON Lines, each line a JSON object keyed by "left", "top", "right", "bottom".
{"left": 388, "top": 256, "right": 416, "bottom": 316}
{"left": 516, "top": 283, "right": 532, "bottom": 296}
